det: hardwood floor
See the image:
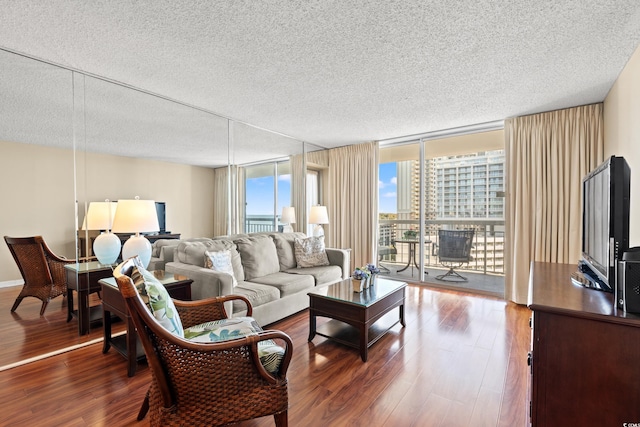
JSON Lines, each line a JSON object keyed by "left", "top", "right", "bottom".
{"left": 0, "top": 283, "right": 531, "bottom": 426}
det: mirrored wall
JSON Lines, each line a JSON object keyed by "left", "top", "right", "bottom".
{"left": 0, "top": 46, "right": 322, "bottom": 364}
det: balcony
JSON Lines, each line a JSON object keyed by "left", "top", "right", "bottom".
{"left": 378, "top": 219, "right": 505, "bottom": 297}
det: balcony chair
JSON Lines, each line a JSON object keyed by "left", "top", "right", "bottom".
{"left": 377, "top": 240, "right": 398, "bottom": 273}
{"left": 434, "top": 229, "right": 475, "bottom": 282}
{"left": 4, "top": 235, "right": 74, "bottom": 315}
{"left": 114, "top": 256, "right": 292, "bottom": 427}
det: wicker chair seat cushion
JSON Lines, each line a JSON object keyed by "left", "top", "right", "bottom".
{"left": 132, "top": 266, "right": 184, "bottom": 337}
{"left": 184, "top": 316, "right": 285, "bottom": 374}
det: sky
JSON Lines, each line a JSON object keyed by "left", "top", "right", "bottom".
{"left": 378, "top": 162, "right": 398, "bottom": 214}
{"left": 245, "top": 174, "right": 291, "bottom": 216}
{"left": 245, "top": 163, "right": 398, "bottom": 216}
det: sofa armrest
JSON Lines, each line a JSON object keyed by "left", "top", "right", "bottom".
{"left": 159, "top": 245, "right": 177, "bottom": 263}
{"left": 325, "top": 248, "right": 351, "bottom": 280}
{"left": 165, "top": 262, "right": 235, "bottom": 302}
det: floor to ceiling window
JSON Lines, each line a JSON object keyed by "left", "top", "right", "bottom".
{"left": 378, "top": 129, "right": 505, "bottom": 297}
{"left": 244, "top": 161, "right": 291, "bottom": 233}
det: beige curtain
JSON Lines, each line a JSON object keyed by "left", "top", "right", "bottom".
{"left": 290, "top": 153, "right": 306, "bottom": 233}
{"left": 327, "top": 141, "right": 379, "bottom": 269}
{"left": 213, "top": 166, "right": 229, "bottom": 236}
{"left": 212, "top": 165, "right": 244, "bottom": 236}
{"left": 504, "top": 103, "right": 604, "bottom": 304}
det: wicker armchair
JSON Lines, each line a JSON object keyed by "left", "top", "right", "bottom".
{"left": 114, "top": 257, "right": 292, "bottom": 427}
{"left": 4, "top": 235, "right": 74, "bottom": 315}
{"left": 434, "top": 229, "right": 475, "bottom": 282}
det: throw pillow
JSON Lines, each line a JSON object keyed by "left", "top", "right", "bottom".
{"left": 204, "top": 249, "right": 238, "bottom": 286}
{"left": 294, "top": 236, "right": 330, "bottom": 268}
{"left": 131, "top": 265, "right": 184, "bottom": 337}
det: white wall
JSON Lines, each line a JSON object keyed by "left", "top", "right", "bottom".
{"left": 604, "top": 43, "right": 640, "bottom": 246}
{"left": 0, "top": 140, "right": 216, "bottom": 283}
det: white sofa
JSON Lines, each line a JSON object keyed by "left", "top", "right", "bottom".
{"left": 164, "top": 232, "right": 350, "bottom": 326}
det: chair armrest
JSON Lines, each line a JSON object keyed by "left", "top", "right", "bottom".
{"left": 174, "top": 295, "right": 253, "bottom": 328}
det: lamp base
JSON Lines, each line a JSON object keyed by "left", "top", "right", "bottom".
{"left": 121, "top": 234, "right": 152, "bottom": 268}
{"left": 93, "top": 232, "right": 121, "bottom": 265}
{"left": 313, "top": 224, "right": 325, "bottom": 237}
{"left": 282, "top": 224, "right": 294, "bottom": 233}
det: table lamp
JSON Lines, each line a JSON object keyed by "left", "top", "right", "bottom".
{"left": 111, "top": 198, "right": 159, "bottom": 268}
{"left": 281, "top": 206, "right": 296, "bottom": 233}
{"left": 82, "top": 200, "right": 120, "bottom": 265}
{"left": 309, "top": 205, "right": 329, "bottom": 237}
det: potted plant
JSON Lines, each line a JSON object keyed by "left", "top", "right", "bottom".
{"left": 366, "top": 263, "right": 380, "bottom": 285}
{"left": 403, "top": 229, "right": 418, "bottom": 239}
{"left": 352, "top": 266, "right": 371, "bottom": 293}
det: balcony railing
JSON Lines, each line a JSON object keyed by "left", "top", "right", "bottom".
{"left": 379, "top": 218, "right": 505, "bottom": 275}
{"left": 245, "top": 215, "right": 278, "bottom": 233}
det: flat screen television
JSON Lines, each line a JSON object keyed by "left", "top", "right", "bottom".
{"left": 578, "top": 156, "right": 630, "bottom": 292}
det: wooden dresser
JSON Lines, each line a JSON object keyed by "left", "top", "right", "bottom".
{"left": 528, "top": 262, "right": 640, "bottom": 426}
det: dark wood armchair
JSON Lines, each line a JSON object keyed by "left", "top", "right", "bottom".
{"left": 114, "top": 257, "right": 292, "bottom": 426}
{"left": 4, "top": 235, "right": 74, "bottom": 315}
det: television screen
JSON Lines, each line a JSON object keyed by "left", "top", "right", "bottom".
{"left": 580, "top": 156, "right": 630, "bottom": 291}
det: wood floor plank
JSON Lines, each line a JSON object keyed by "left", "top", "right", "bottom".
{"left": 0, "top": 283, "right": 531, "bottom": 426}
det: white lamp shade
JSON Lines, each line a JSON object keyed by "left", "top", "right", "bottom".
{"left": 82, "top": 201, "right": 118, "bottom": 231}
{"left": 93, "top": 231, "right": 121, "bottom": 265}
{"left": 309, "top": 205, "right": 329, "bottom": 224}
{"left": 281, "top": 206, "right": 296, "bottom": 224}
{"left": 111, "top": 199, "right": 160, "bottom": 234}
{"left": 121, "top": 234, "right": 153, "bottom": 268}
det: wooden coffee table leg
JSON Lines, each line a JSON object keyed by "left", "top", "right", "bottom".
{"left": 360, "top": 323, "right": 368, "bottom": 362}
{"left": 308, "top": 310, "right": 316, "bottom": 342}
{"left": 102, "top": 306, "right": 111, "bottom": 354}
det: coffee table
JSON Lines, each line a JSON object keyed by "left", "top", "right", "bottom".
{"left": 308, "top": 277, "right": 406, "bottom": 362}
{"left": 99, "top": 270, "right": 193, "bottom": 376}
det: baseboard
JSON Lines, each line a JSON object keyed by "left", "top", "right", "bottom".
{"left": 0, "top": 280, "right": 22, "bottom": 289}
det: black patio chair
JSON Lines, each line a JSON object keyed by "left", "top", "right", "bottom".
{"left": 434, "top": 229, "right": 475, "bottom": 282}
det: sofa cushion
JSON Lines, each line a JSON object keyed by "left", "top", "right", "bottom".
{"left": 248, "top": 272, "right": 315, "bottom": 297}
{"left": 204, "top": 250, "right": 237, "bottom": 286}
{"left": 285, "top": 265, "right": 343, "bottom": 286}
{"left": 176, "top": 240, "right": 245, "bottom": 282}
{"left": 232, "top": 282, "right": 280, "bottom": 312}
{"left": 234, "top": 235, "right": 280, "bottom": 280}
{"left": 183, "top": 317, "right": 284, "bottom": 374}
{"left": 294, "top": 236, "right": 330, "bottom": 268}
{"left": 131, "top": 265, "right": 184, "bottom": 338}
{"left": 270, "top": 232, "right": 307, "bottom": 270}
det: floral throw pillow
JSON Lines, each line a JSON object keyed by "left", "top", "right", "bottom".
{"left": 294, "top": 236, "right": 330, "bottom": 268}
{"left": 204, "top": 249, "right": 238, "bottom": 286}
{"left": 131, "top": 266, "right": 184, "bottom": 338}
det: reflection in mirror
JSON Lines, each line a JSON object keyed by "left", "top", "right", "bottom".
{"left": 0, "top": 49, "right": 78, "bottom": 366}
{"left": 77, "top": 74, "right": 229, "bottom": 242}
{"left": 230, "top": 122, "right": 303, "bottom": 235}
{"left": 0, "top": 46, "right": 312, "bottom": 369}
{"left": 304, "top": 143, "right": 329, "bottom": 236}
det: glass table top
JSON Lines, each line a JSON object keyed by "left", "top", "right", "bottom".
{"left": 308, "top": 276, "right": 406, "bottom": 307}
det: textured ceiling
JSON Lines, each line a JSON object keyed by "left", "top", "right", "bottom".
{"left": 1, "top": 0, "right": 640, "bottom": 166}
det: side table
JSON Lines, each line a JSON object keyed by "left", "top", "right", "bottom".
{"left": 65, "top": 261, "right": 114, "bottom": 335}
{"left": 100, "top": 271, "right": 193, "bottom": 377}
